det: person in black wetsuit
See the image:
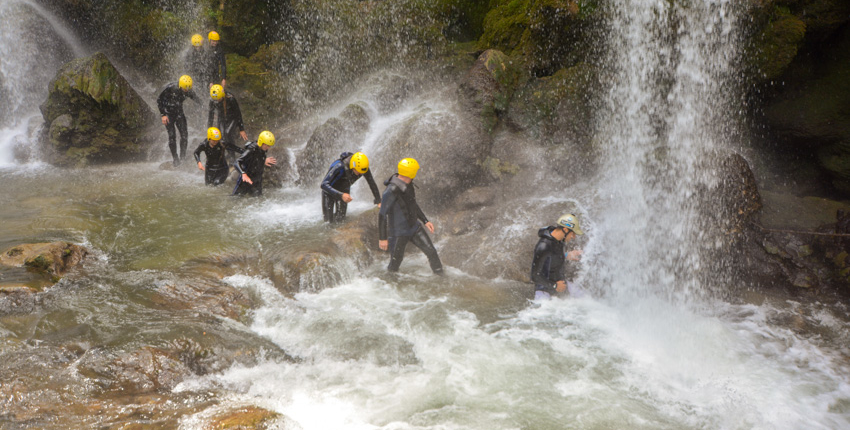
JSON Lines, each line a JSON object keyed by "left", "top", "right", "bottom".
{"left": 157, "top": 75, "right": 200, "bottom": 166}
{"left": 186, "top": 34, "right": 207, "bottom": 89}
{"left": 207, "top": 31, "right": 226, "bottom": 89}
{"left": 194, "top": 127, "right": 244, "bottom": 186}
{"left": 233, "top": 130, "right": 277, "bottom": 196}
{"left": 321, "top": 151, "right": 381, "bottom": 224}
{"left": 530, "top": 213, "right": 584, "bottom": 300}
{"left": 378, "top": 158, "right": 443, "bottom": 274}
{"left": 208, "top": 84, "right": 248, "bottom": 156}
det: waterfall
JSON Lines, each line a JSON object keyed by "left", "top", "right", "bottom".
{"left": 588, "top": 0, "right": 743, "bottom": 304}
{"left": 0, "top": 0, "right": 87, "bottom": 165}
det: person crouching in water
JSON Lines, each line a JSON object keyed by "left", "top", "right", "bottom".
{"left": 194, "top": 127, "right": 244, "bottom": 186}
{"left": 530, "top": 213, "right": 584, "bottom": 300}
{"left": 378, "top": 158, "right": 443, "bottom": 275}
{"left": 232, "top": 131, "right": 277, "bottom": 196}
{"left": 321, "top": 151, "right": 381, "bottom": 224}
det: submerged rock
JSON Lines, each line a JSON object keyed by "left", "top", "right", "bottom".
{"left": 39, "top": 52, "right": 159, "bottom": 166}
{"left": 206, "top": 406, "right": 282, "bottom": 430}
{"left": 0, "top": 242, "right": 87, "bottom": 294}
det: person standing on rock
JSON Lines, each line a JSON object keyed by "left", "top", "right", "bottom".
{"left": 207, "top": 31, "right": 226, "bottom": 89}
{"left": 185, "top": 34, "right": 207, "bottom": 88}
{"left": 194, "top": 127, "right": 244, "bottom": 186}
{"left": 530, "top": 213, "right": 584, "bottom": 300}
{"left": 157, "top": 75, "right": 201, "bottom": 166}
{"left": 233, "top": 131, "right": 277, "bottom": 196}
{"left": 378, "top": 158, "right": 443, "bottom": 274}
{"left": 208, "top": 84, "right": 248, "bottom": 156}
{"left": 321, "top": 151, "right": 381, "bottom": 224}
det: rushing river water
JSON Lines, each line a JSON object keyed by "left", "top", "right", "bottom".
{"left": 2, "top": 0, "right": 850, "bottom": 429}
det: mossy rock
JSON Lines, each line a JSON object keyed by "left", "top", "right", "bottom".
{"left": 39, "top": 53, "right": 158, "bottom": 166}
{"left": 748, "top": 6, "right": 807, "bottom": 82}
{"left": 506, "top": 62, "right": 596, "bottom": 144}
{"left": 459, "top": 49, "right": 525, "bottom": 132}
{"left": 0, "top": 242, "right": 88, "bottom": 293}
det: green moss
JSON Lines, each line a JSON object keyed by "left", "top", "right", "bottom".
{"left": 751, "top": 6, "right": 806, "bottom": 81}
{"left": 478, "top": 156, "right": 520, "bottom": 179}
{"left": 479, "top": 0, "right": 531, "bottom": 54}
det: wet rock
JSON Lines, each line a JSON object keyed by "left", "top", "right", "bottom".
{"left": 151, "top": 277, "right": 255, "bottom": 322}
{"left": 506, "top": 63, "right": 597, "bottom": 146}
{"left": 295, "top": 103, "right": 371, "bottom": 185}
{"left": 0, "top": 242, "right": 87, "bottom": 293}
{"left": 77, "top": 347, "right": 193, "bottom": 394}
{"left": 271, "top": 210, "right": 378, "bottom": 295}
{"left": 207, "top": 406, "right": 282, "bottom": 430}
{"left": 459, "top": 49, "right": 523, "bottom": 133}
{"left": 39, "top": 52, "right": 159, "bottom": 166}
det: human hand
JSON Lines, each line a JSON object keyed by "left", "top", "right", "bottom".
{"left": 240, "top": 130, "right": 248, "bottom": 141}
{"left": 242, "top": 173, "right": 252, "bottom": 184}
{"left": 342, "top": 193, "right": 353, "bottom": 203}
{"left": 424, "top": 221, "right": 435, "bottom": 234}
{"left": 379, "top": 240, "right": 388, "bottom": 251}
{"left": 556, "top": 280, "right": 566, "bottom": 293}
{"left": 161, "top": 115, "right": 169, "bottom": 125}
{"left": 265, "top": 157, "right": 277, "bottom": 167}
{"left": 197, "top": 162, "right": 204, "bottom": 171}
{"left": 566, "top": 250, "right": 583, "bottom": 261}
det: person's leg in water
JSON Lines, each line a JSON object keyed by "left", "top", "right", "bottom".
{"left": 165, "top": 119, "right": 179, "bottom": 166}
{"left": 409, "top": 227, "right": 443, "bottom": 274}
{"left": 387, "top": 235, "right": 411, "bottom": 272}
{"left": 176, "top": 114, "right": 189, "bottom": 161}
{"left": 322, "top": 193, "right": 335, "bottom": 223}
{"left": 207, "top": 165, "right": 228, "bottom": 186}
{"left": 333, "top": 200, "right": 348, "bottom": 223}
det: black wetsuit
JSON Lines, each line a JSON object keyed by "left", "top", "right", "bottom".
{"left": 156, "top": 83, "right": 200, "bottom": 164}
{"left": 378, "top": 174, "right": 442, "bottom": 273}
{"left": 207, "top": 44, "right": 227, "bottom": 87}
{"left": 320, "top": 152, "right": 381, "bottom": 223}
{"left": 207, "top": 91, "right": 245, "bottom": 153}
{"left": 233, "top": 142, "right": 267, "bottom": 196}
{"left": 193, "top": 139, "right": 244, "bottom": 186}
{"left": 530, "top": 226, "right": 567, "bottom": 295}
{"left": 185, "top": 46, "right": 207, "bottom": 87}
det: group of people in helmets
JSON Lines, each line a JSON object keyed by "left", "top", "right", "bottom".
{"left": 158, "top": 32, "right": 584, "bottom": 298}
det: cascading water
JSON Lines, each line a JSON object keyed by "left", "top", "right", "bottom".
{"left": 0, "top": 1, "right": 849, "bottom": 429}
{"left": 587, "top": 0, "right": 742, "bottom": 304}
{"left": 0, "top": 0, "right": 86, "bottom": 165}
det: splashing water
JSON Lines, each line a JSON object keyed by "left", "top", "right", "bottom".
{"left": 587, "top": 0, "right": 743, "bottom": 305}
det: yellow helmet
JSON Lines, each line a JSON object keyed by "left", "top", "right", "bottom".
{"left": 257, "top": 131, "right": 275, "bottom": 148}
{"left": 557, "top": 213, "right": 584, "bottom": 235}
{"left": 191, "top": 34, "right": 203, "bottom": 47}
{"left": 208, "top": 31, "right": 220, "bottom": 41}
{"left": 207, "top": 127, "right": 222, "bottom": 141}
{"left": 398, "top": 158, "right": 419, "bottom": 179}
{"left": 350, "top": 152, "right": 369, "bottom": 174}
{"left": 178, "top": 75, "right": 193, "bottom": 91}
{"left": 210, "top": 84, "right": 224, "bottom": 101}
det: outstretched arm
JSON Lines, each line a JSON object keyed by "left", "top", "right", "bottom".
{"left": 364, "top": 171, "right": 381, "bottom": 205}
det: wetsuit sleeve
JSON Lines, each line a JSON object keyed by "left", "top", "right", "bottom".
{"left": 188, "top": 90, "right": 201, "bottom": 105}
{"left": 193, "top": 142, "right": 205, "bottom": 163}
{"left": 224, "top": 141, "right": 244, "bottom": 154}
{"left": 231, "top": 97, "right": 244, "bottom": 131}
{"left": 378, "top": 187, "right": 395, "bottom": 240}
{"left": 320, "top": 163, "right": 345, "bottom": 198}
{"left": 234, "top": 147, "right": 251, "bottom": 175}
{"left": 364, "top": 171, "right": 381, "bottom": 204}
{"left": 156, "top": 88, "right": 168, "bottom": 116}
{"left": 530, "top": 241, "right": 554, "bottom": 287}
{"left": 207, "top": 101, "right": 215, "bottom": 127}
{"left": 414, "top": 200, "right": 428, "bottom": 224}
{"left": 220, "top": 52, "right": 227, "bottom": 81}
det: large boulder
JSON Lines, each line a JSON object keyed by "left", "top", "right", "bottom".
{"left": 458, "top": 49, "right": 523, "bottom": 133}
{"left": 295, "top": 103, "right": 371, "bottom": 185}
{"left": 39, "top": 52, "right": 159, "bottom": 166}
